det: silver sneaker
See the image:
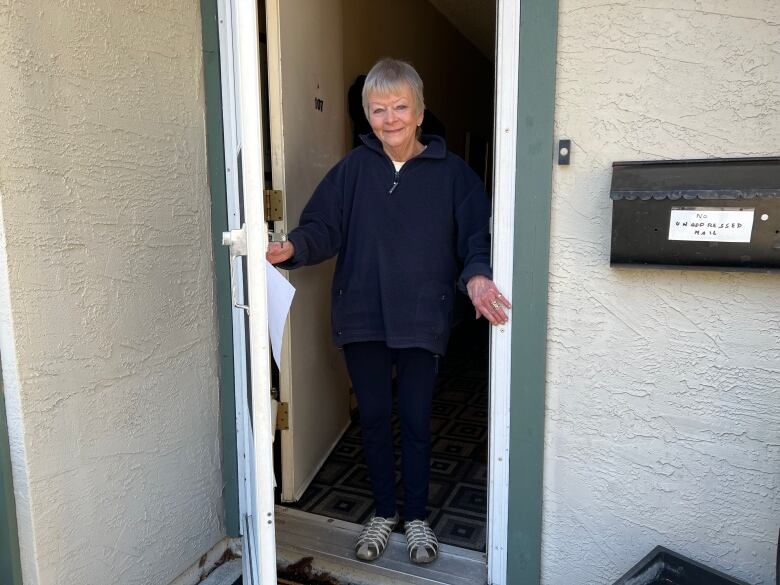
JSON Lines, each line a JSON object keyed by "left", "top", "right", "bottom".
{"left": 355, "top": 512, "right": 399, "bottom": 561}
{"left": 404, "top": 519, "right": 438, "bottom": 564}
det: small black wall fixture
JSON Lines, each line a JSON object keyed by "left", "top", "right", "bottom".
{"left": 609, "top": 157, "right": 780, "bottom": 271}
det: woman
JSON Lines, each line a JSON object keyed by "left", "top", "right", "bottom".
{"left": 267, "top": 58, "right": 510, "bottom": 565}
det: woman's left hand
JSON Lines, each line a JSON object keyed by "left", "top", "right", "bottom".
{"left": 466, "top": 275, "right": 511, "bottom": 325}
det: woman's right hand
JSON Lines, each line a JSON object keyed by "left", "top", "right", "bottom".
{"left": 266, "top": 240, "right": 295, "bottom": 264}
{"left": 466, "top": 275, "right": 511, "bottom": 325}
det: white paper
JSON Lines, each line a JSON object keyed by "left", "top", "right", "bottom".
{"left": 668, "top": 207, "right": 754, "bottom": 243}
{"left": 265, "top": 261, "right": 295, "bottom": 369}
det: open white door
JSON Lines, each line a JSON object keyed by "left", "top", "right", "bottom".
{"left": 219, "top": 0, "right": 278, "bottom": 582}
{"left": 216, "top": 2, "right": 518, "bottom": 583}
{"left": 265, "top": 0, "right": 352, "bottom": 502}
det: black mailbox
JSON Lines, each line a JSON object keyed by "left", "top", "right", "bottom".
{"left": 610, "top": 157, "right": 780, "bottom": 271}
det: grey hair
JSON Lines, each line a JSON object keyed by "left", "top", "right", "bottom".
{"left": 361, "top": 58, "right": 425, "bottom": 120}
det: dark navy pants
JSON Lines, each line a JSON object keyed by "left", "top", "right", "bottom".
{"left": 342, "top": 342, "right": 438, "bottom": 521}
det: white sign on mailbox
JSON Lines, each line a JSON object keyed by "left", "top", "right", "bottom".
{"left": 668, "top": 207, "right": 755, "bottom": 243}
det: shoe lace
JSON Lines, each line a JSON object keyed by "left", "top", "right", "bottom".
{"left": 405, "top": 520, "right": 437, "bottom": 553}
{"left": 357, "top": 515, "right": 395, "bottom": 551}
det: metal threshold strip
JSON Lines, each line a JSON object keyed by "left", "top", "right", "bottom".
{"left": 275, "top": 507, "right": 488, "bottom": 585}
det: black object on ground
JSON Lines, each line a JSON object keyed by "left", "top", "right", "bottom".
{"left": 277, "top": 557, "right": 346, "bottom": 585}
{"left": 612, "top": 546, "right": 752, "bottom": 585}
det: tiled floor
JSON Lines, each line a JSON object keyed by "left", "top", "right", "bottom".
{"left": 287, "top": 318, "right": 489, "bottom": 552}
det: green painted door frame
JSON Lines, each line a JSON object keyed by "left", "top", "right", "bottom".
{"left": 200, "top": 0, "right": 240, "bottom": 537}
{"left": 1, "top": 380, "right": 24, "bottom": 585}
{"left": 197, "top": 0, "right": 560, "bottom": 578}
{"left": 506, "top": 0, "right": 559, "bottom": 583}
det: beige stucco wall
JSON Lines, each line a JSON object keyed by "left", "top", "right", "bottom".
{"left": 0, "top": 2, "right": 224, "bottom": 584}
{"left": 545, "top": 1, "right": 780, "bottom": 584}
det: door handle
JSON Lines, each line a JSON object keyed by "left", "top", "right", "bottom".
{"left": 222, "top": 226, "right": 250, "bottom": 313}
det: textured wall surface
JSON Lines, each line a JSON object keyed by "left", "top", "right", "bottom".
{"left": 545, "top": 1, "right": 780, "bottom": 584}
{"left": 0, "top": 2, "right": 223, "bottom": 584}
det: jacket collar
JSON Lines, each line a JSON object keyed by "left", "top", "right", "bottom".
{"left": 359, "top": 133, "right": 447, "bottom": 160}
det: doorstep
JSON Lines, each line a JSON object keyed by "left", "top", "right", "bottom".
{"left": 275, "top": 506, "right": 488, "bottom": 585}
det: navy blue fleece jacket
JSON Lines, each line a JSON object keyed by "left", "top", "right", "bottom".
{"left": 282, "top": 133, "right": 492, "bottom": 355}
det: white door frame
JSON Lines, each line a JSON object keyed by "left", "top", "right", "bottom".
{"left": 216, "top": 0, "right": 260, "bottom": 582}
{"left": 215, "top": 1, "right": 520, "bottom": 583}
{"left": 486, "top": 1, "right": 521, "bottom": 582}
{"left": 225, "top": 0, "right": 279, "bottom": 582}
{"left": 216, "top": 0, "right": 249, "bottom": 528}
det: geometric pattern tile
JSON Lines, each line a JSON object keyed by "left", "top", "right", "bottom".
{"left": 313, "top": 459, "right": 354, "bottom": 486}
{"left": 431, "top": 437, "right": 479, "bottom": 459}
{"left": 306, "top": 487, "right": 375, "bottom": 523}
{"left": 440, "top": 420, "right": 487, "bottom": 443}
{"left": 464, "top": 461, "right": 488, "bottom": 484}
{"left": 431, "top": 401, "right": 465, "bottom": 418}
{"left": 429, "top": 456, "right": 464, "bottom": 477}
{"left": 426, "top": 478, "right": 453, "bottom": 509}
{"left": 430, "top": 511, "right": 487, "bottom": 551}
{"left": 340, "top": 464, "right": 378, "bottom": 494}
{"left": 429, "top": 416, "right": 451, "bottom": 434}
{"left": 459, "top": 404, "right": 489, "bottom": 424}
{"left": 443, "top": 483, "right": 488, "bottom": 515}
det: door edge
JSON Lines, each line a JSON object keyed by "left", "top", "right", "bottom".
{"left": 486, "top": 0, "right": 521, "bottom": 582}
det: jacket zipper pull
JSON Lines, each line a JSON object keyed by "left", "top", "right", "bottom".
{"left": 388, "top": 170, "right": 399, "bottom": 195}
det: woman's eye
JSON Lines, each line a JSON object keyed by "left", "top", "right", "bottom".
{"left": 373, "top": 109, "right": 384, "bottom": 115}
{"left": 397, "top": 105, "right": 407, "bottom": 110}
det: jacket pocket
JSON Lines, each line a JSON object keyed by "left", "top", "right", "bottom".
{"left": 331, "top": 282, "right": 374, "bottom": 337}
{"left": 331, "top": 282, "right": 350, "bottom": 335}
{"left": 415, "top": 281, "right": 455, "bottom": 337}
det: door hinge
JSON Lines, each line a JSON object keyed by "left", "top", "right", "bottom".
{"left": 276, "top": 401, "right": 289, "bottom": 431}
{"left": 264, "top": 189, "right": 283, "bottom": 221}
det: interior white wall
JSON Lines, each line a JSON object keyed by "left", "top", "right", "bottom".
{"left": 544, "top": 1, "right": 780, "bottom": 584}
{"left": 0, "top": 2, "right": 224, "bottom": 584}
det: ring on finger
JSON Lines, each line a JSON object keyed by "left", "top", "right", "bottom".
{"left": 490, "top": 299, "right": 500, "bottom": 310}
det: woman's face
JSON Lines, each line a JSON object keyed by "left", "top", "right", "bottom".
{"left": 366, "top": 84, "right": 424, "bottom": 157}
